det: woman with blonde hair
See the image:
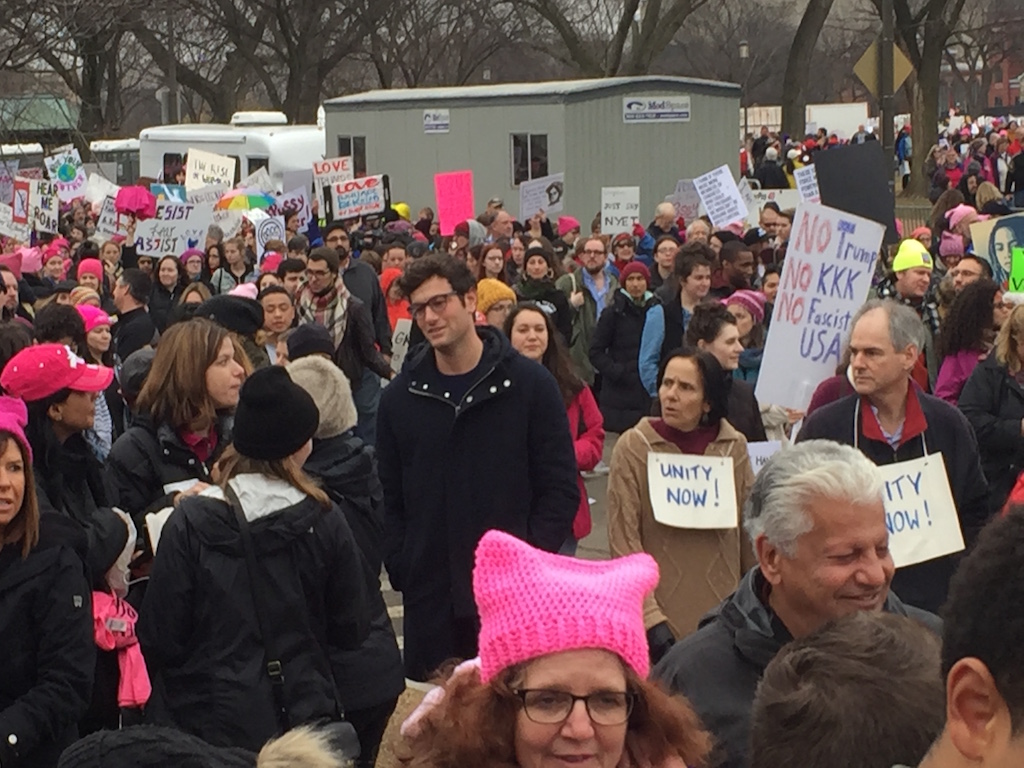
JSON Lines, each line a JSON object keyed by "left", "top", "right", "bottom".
{"left": 106, "top": 318, "right": 249, "bottom": 544}
{"left": 138, "top": 366, "right": 371, "bottom": 751}
{"left": 400, "top": 529, "right": 712, "bottom": 768}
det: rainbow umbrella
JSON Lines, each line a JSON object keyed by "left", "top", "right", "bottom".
{"left": 214, "top": 188, "right": 276, "bottom": 211}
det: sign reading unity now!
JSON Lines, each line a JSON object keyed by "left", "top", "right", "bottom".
{"left": 755, "top": 203, "right": 883, "bottom": 411}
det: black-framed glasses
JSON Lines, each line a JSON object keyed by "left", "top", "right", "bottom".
{"left": 305, "top": 268, "right": 331, "bottom": 279}
{"left": 409, "top": 291, "right": 459, "bottom": 320}
{"left": 514, "top": 689, "right": 635, "bottom": 726}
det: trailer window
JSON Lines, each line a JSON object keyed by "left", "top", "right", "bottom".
{"left": 337, "top": 136, "right": 367, "bottom": 177}
{"left": 162, "top": 153, "right": 184, "bottom": 183}
{"left": 248, "top": 157, "right": 269, "bottom": 174}
{"left": 511, "top": 134, "right": 548, "bottom": 186}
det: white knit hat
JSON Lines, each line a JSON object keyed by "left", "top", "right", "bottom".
{"left": 285, "top": 356, "right": 358, "bottom": 439}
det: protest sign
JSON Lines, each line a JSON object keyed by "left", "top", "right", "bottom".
{"left": 736, "top": 177, "right": 757, "bottom": 218}
{"left": 255, "top": 216, "right": 286, "bottom": 261}
{"left": 313, "top": 156, "right": 354, "bottom": 210}
{"left": 693, "top": 165, "right": 748, "bottom": 229}
{"left": 518, "top": 173, "right": 565, "bottom": 221}
{"left": 747, "top": 441, "right": 783, "bottom": 476}
{"left": 646, "top": 453, "right": 738, "bottom": 529}
{"left": 186, "top": 148, "right": 236, "bottom": 191}
{"left": 971, "top": 212, "right": 1024, "bottom": 290}
{"left": 434, "top": 171, "right": 475, "bottom": 237}
{"left": 878, "top": 455, "right": 965, "bottom": 568}
{"left": 84, "top": 173, "right": 119, "bottom": 205}
{"left": 601, "top": 187, "right": 641, "bottom": 234}
{"left": 333, "top": 175, "right": 389, "bottom": 221}
{"left": 43, "top": 147, "right": 87, "bottom": 202}
{"left": 29, "top": 180, "right": 59, "bottom": 234}
{"left": 0, "top": 204, "right": 30, "bottom": 242}
{"left": 815, "top": 142, "right": 899, "bottom": 245}
{"left": 151, "top": 184, "right": 187, "bottom": 202}
{"left": 187, "top": 183, "right": 241, "bottom": 238}
{"left": 94, "top": 196, "right": 128, "bottom": 240}
{"left": 282, "top": 169, "right": 314, "bottom": 198}
{"left": 755, "top": 203, "right": 883, "bottom": 410}
{"left": 1012, "top": 247, "right": 1024, "bottom": 295}
{"left": 11, "top": 178, "right": 29, "bottom": 224}
{"left": 269, "top": 187, "right": 312, "bottom": 232}
{"left": 746, "top": 189, "right": 801, "bottom": 226}
{"left": 390, "top": 318, "right": 413, "bottom": 377}
{"left": 794, "top": 165, "right": 820, "bottom": 203}
{"left": 0, "top": 161, "right": 19, "bottom": 206}
{"left": 237, "top": 166, "right": 272, "bottom": 193}
{"left": 669, "top": 179, "right": 702, "bottom": 223}
{"left": 134, "top": 200, "right": 214, "bottom": 256}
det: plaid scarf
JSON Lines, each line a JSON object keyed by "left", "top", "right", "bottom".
{"left": 296, "top": 277, "right": 351, "bottom": 348}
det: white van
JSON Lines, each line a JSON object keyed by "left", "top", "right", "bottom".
{"left": 138, "top": 112, "right": 325, "bottom": 191}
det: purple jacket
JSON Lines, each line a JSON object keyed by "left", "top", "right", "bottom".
{"left": 934, "top": 349, "right": 984, "bottom": 405}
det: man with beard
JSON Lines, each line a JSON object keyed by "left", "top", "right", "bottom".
{"left": 556, "top": 236, "right": 619, "bottom": 385}
{"left": 709, "top": 241, "right": 756, "bottom": 300}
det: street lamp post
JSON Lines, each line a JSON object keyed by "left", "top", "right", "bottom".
{"left": 739, "top": 40, "right": 750, "bottom": 165}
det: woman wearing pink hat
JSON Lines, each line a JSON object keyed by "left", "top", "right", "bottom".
{"left": 721, "top": 289, "right": 766, "bottom": 386}
{"left": 77, "top": 305, "right": 121, "bottom": 460}
{"left": 400, "top": 530, "right": 712, "bottom": 768}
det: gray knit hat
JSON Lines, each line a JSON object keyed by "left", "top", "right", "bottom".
{"left": 286, "top": 356, "right": 359, "bottom": 439}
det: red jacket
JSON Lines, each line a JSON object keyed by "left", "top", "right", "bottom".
{"left": 566, "top": 386, "right": 605, "bottom": 540}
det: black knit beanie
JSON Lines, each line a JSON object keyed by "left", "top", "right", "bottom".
{"left": 232, "top": 366, "right": 319, "bottom": 460}
{"left": 58, "top": 726, "right": 256, "bottom": 768}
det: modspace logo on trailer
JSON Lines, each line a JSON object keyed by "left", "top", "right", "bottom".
{"left": 622, "top": 96, "right": 691, "bottom": 123}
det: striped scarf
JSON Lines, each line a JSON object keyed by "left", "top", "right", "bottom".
{"left": 296, "top": 277, "right": 351, "bottom": 349}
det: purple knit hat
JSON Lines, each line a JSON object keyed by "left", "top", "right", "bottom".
{"left": 723, "top": 289, "right": 766, "bottom": 324}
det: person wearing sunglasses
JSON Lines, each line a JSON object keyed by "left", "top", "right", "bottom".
{"left": 398, "top": 530, "right": 712, "bottom": 768}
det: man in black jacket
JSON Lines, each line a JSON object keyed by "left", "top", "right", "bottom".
{"left": 797, "top": 299, "right": 988, "bottom": 613}
{"left": 652, "top": 440, "right": 940, "bottom": 768}
{"left": 112, "top": 268, "right": 156, "bottom": 363}
{"left": 377, "top": 254, "right": 579, "bottom": 681}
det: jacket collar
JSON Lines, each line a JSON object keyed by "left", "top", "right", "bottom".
{"left": 859, "top": 381, "right": 928, "bottom": 447}
{"left": 635, "top": 416, "right": 744, "bottom": 449}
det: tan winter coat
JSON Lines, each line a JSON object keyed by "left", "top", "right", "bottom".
{"left": 607, "top": 417, "right": 756, "bottom": 639}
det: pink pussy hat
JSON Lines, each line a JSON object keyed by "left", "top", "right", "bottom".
{"left": 472, "top": 529, "right": 659, "bottom": 683}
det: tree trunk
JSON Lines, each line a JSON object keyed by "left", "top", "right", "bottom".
{"left": 781, "top": 0, "right": 837, "bottom": 138}
{"left": 905, "top": 25, "right": 945, "bottom": 198}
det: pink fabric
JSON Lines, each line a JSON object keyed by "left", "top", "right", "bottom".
{"left": 228, "top": 282, "right": 259, "bottom": 300}
{"left": 567, "top": 386, "right": 605, "bottom": 540}
{"left": 723, "top": 289, "right": 766, "bottom": 323}
{"left": 77, "top": 258, "right": 104, "bottom": 283}
{"left": 0, "top": 396, "right": 31, "bottom": 462}
{"left": 92, "top": 591, "right": 152, "bottom": 707}
{"left": 472, "top": 530, "right": 659, "bottom": 682}
{"left": 558, "top": 215, "right": 581, "bottom": 237}
{"left": 18, "top": 247, "right": 43, "bottom": 274}
{"left": 400, "top": 657, "right": 481, "bottom": 738}
{"left": 0, "top": 252, "right": 22, "bottom": 280}
{"left": 76, "top": 305, "right": 113, "bottom": 333}
{"left": 934, "top": 349, "right": 984, "bottom": 405}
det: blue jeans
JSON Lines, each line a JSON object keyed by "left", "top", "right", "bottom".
{"left": 353, "top": 368, "right": 381, "bottom": 446}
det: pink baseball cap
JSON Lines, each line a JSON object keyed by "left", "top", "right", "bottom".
{"left": 472, "top": 530, "right": 659, "bottom": 682}
{"left": 76, "top": 305, "right": 113, "bottom": 333}
{"left": 1, "top": 344, "right": 113, "bottom": 403}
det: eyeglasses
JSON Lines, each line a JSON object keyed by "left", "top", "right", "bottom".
{"left": 305, "top": 268, "right": 331, "bottom": 279}
{"left": 488, "top": 300, "right": 514, "bottom": 314}
{"left": 582, "top": 249, "right": 606, "bottom": 256}
{"left": 514, "top": 689, "right": 635, "bottom": 726}
{"left": 409, "top": 291, "right": 459, "bottom": 320}
{"left": 325, "top": 236, "right": 348, "bottom": 245}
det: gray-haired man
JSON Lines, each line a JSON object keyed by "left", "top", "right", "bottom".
{"left": 652, "top": 439, "right": 939, "bottom": 768}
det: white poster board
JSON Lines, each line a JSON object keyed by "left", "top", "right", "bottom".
{"left": 237, "top": 166, "right": 273, "bottom": 193}
{"left": 755, "top": 203, "right": 883, "bottom": 410}
{"left": 84, "top": 173, "right": 120, "bottom": 205}
{"left": 390, "top": 318, "right": 413, "bottom": 376}
{"left": 694, "top": 165, "right": 748, "bottom": 229}
{"left": 646, "top": 453, "right": 738, "bottom": 529}
{"left": 518, "top": 173, "right": 565, "bottom": 221}
{"left": 94, "top": 196, "right": 128, "bottom": 240}
{"left": 746, "top": 189, "right": 802, "bottom": 227}
{"left": 737, "top": 177, "right": 757, "bottom": 216}
{"left": 134, "top": 200, "right": 214, "bottom": 256}
{"left": 29, "top": 180, "right": 59, "bottom": 234}
{"left": 269, "top": 187, "right": 311, "bottom": 232}
{"left": 669, "top": 179, "right": 702, "bottom": 223}
{"left": 332, "top": 175, "right": 387, "bottom": 219}
{"left": 0, "top": 204, "right": 30, "bottom": 241}
{"left": 44, "top": 147, "right": 88, "bottom": 202}
{"left": 187, "top": 183, "right": 241, "bottom": 239}
{"left": 255, "top": 216, "right": 286, "bottom": 261}
{"left": 747, "top": 441, "right": 783, "bottom": 476}
{"left": 601, "top": 186, "right": 641, "bottom": 235}
{"left": 0, "top": 161, "right": 19, "bottom": 206}
{"left": 794, "top": 165, "right": 821, "bottom": 204}
{"left": 879, "top": 455, "right": 965, "bottom": 568}
{"left": 186, "top": 148, "right": 236, "bottom": 191}
{"left": 313, "top": 156, "right": 354, "bottom": 210}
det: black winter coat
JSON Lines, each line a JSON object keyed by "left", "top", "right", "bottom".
{"left": 112, "top": 307, "right": 157, "bottom": 364}
{"left": 333, "top": 296, "right": 393, "bottom": 390}
{"left": 652, "top": 568, "right": 940, "bottom": 768}
{"left": 754, "top": 161, "right": 790, "bottom": 190}
{"left": 515, "top": 279, "right": 573, "bottom": 347}
{"left": 342, "top": 259, "right": 392, "bottom": 354}
{"left": 957, "top": 355, "right": 1024, "bottom": 518}
{"left": 304, "top": 433, "right": 405, "bottom": 711}
{"left": 798, "top": 390, "right": 989, "bottom": 613}
{"left": 148, "top": 284, "right": 181, "bottom": 334}
{"left": 138, "top": 487, "right": 371, "bottom": 752}
{"left": 377, "top": 326, "right": 579, "bottom": 680}
{"left": 0, "top": 514, "right": 94, "bottom": 768}
{"left": 589, "top": 290, "right": 660, "bottom": 433}
{"left": 724, "top": 379, "right": 768, "bottom": 444}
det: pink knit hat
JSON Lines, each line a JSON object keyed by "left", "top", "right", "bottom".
{"left": 0, "top": 396, "right": 31, "bottom": 462}
{"left": 76, "top": 304, "right": 113, "bottom": 333}
{"left": 723, "top": 289, "right": 766, "bottom": 324}
{"left": 558, "top": 215, "right": 581, "bottom": 237}
{"left": 228, "top": 282, "right": 259, "bottom": 300}
{"left": 76, "top": 258, "right": 104, "bottom": 283}
{"left": 472, "top": 530, "right": 659, "bottom": 682}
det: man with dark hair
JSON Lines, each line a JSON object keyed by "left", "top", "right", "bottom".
{"left": 287, "top": 235, "right": 309, "bottom": 261}
{"left": 112, "top": 268, "right": 156, "bottom": 362}
{"left": 276, "top": 257, "right": 306, "bottom": 297}
{"left": 912, "top": 509, "right": 1024, "bottom": 768}
{"left": 950, "top": 254, "right": 992, "bottom": 293}
{"left": 33, "top": 303, "right": 86, "bottom": 348}
{"left": 750, "top": 612, "right": 944, "bottom": 768}
{"left": 378, "top": 253, "right": 579, "bottom": 681}
{"left": 711, "top": 242, "right": 756, "bottom": 299}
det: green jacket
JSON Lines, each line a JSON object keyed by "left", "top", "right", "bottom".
{"left": 556, "top": 266, "right": 619, "bottom": 385}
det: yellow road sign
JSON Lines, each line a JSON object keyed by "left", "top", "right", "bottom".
{"left": 854, "top": 40, "right": 914, "bottom": 98}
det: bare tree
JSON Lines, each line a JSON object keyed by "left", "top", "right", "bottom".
{"left": 780, "top": 0, "right": 838, "bottom": 137}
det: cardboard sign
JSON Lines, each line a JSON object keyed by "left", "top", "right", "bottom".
{"left": 0, "top": 204, "right": 30, "bottom": 242}
{"left": 150, "top": 184, "right": 187, "bottom": 203}
{"left": 390, "top": 318, "right": 413, "bottom": 376}
{"left": 814, "top": 142, "right": 899, "bottom": 245}
{"left": 879, "top": 455, "right": 965, "bottom": 568}
{"left": 1012, "top": 247, "right": 1024, "bottom": 293}
{"left": 746, "top": 189, "right": 801, "bottom": 226}
{"left": 43, "top": 147, "right": 87, "bottom": 202}
{"left": 646, "top": 453, "right": 738, "bottom": 529}
{"left": 186, "top": 148, "right": 236, "bottom": 191}
{"left": 255, "top": 216, "right": 286, "bottom": 261}
{"left": 332, "top": 174, "right": 388, "bottom": 221}
{"left": 83, "top": 173, "right": 120, "bottom": 204}
{"left": 794, "top": 165, "right": 820, "bottom": 204}
{"left": 269, "top": 187, "right": 311, "bottom": 232}
{"left": 755, "top": 203, "right": 883, "bottom": 410}
{"left": 187, "top": 183, "right": 241, "bottom": 239}
{"left": 434, "top": 171, "right": 474, "bottom": 237}
{"left": 601, "top": 187, "right": 641, "bottom": 234}
{"left": 519, "top": 172, "right": 565, "bottom": 221}
{"left": 95, "top": 196, "right": 128, "bottom": 240}
{"left": 134, "top": 201, "right": 214, "bottom": 256}
{"left": 29, "top": 180, "right": 59, "bottom": 234}
{"left": 11, "top": 178, "right": 29, "bottom": 224}
{"left": 736, "top": 177, "right": 757, "bottom": 216}
{"left": 313, "top": 156, "right": 354, "bottom": 210}
{"left": 669, "top": 179, "right": 702, "bottom": 223}
{"left": 237, "top": 166, "right": 272, "bottom": 193}
{"left": 747, "top": 441, "right": 783, "bottom": 476}
{"left": 0, "top": 161, "right": 19, "bottom": 206}
{"left": 970, "top": 212, "right": 1024, "bottom": 290}
{"left": 693, "top": 165, "right": 747, "bottom": 229}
